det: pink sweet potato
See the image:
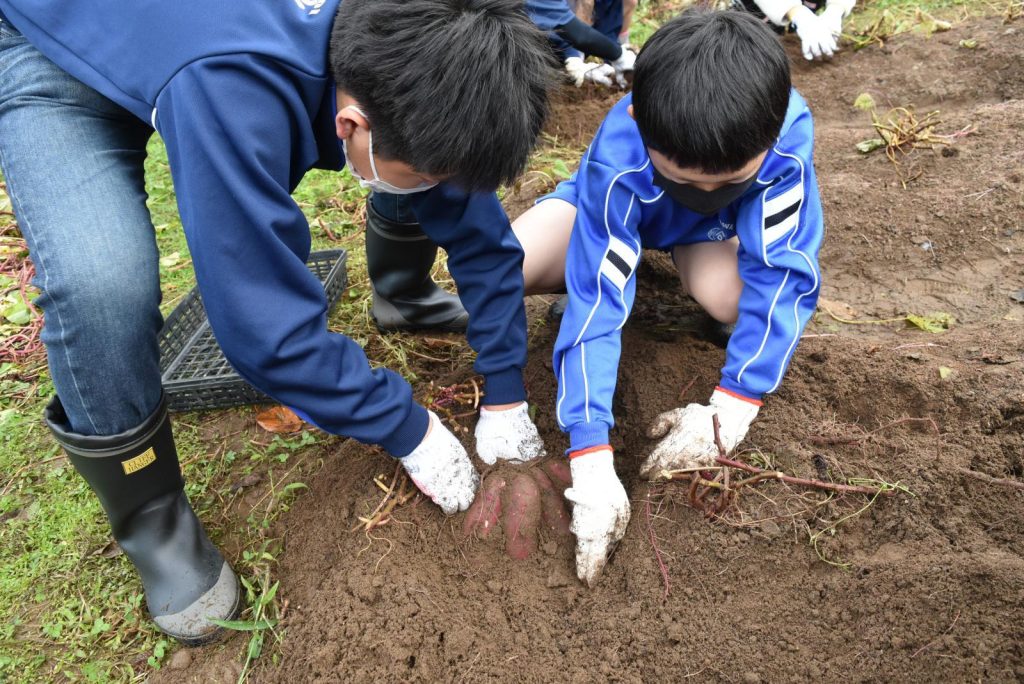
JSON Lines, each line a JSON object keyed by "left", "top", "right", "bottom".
{"left": 462, "top": 475, "right": 506, "bottom": 540}
{"left": 533, "top": 469, "right": 573, "bottom": 539}
{"left": 541, "top": 459, "right": 573, "bottom": 493}
{"left": 501, "top": 473, "right": 541, "bottom": 560}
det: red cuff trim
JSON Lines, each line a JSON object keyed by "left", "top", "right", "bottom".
{"left": 569, "top": 445, "right": 613, "bottom": 460}
{"left": 715, "top": 386, "right": 763, "bottom": 407}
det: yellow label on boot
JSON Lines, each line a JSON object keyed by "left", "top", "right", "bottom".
{"left": 121, "top": 447, "right": 157, "bottom": 475}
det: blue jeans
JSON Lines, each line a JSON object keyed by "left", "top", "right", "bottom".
{"left": 0, "top": 16, "right": 163, "bottom": 436}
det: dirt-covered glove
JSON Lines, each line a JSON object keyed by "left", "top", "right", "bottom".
{"left": 564, "top": 56, "right": 595, "bottom": 87}
{"left": 401, "top": 411, "right": 480, "bottom": 515}
{"left": 564, "top": 448, "right": 630, "bottom": 586}
{"left": 474, "top": 402, "right": 547, "bottom": 466}
{"left": 610, "top": 46, "right": 636, "bottom": 78}
{"left": 791, "top": 5, "right": 837, "bottom": 60}
{"left": 639, "top": 388, "right": 761, "bottom": 479}
{"left": 820, "top": 0, "right": 855, "bottom": 36}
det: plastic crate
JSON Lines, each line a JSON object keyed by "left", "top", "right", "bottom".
{"left": 158, "top": 249, "right": 348, "bottom": 412}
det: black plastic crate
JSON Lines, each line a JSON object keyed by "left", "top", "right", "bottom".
{"left": 158, "top": 249, "right": 348, "bottom": 412}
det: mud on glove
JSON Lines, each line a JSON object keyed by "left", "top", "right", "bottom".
{"left": 639, "top": 388, "right": 761, "bottom": 479}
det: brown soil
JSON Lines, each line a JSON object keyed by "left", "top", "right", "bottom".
{"left": 165, "top": 18, "right": 1024, "bottom": 683}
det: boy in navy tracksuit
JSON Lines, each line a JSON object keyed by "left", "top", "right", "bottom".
{"left": 0, "top": 0, "right": 553, "bottom": 643}
{"left": 524, "top": 0, "right": 636, "bottom": 87}
{"left": 513, "top": 10, "right": 824, "bottom": 584}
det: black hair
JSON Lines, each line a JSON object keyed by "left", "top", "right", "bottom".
{"left": 330, "top": 0, "right": 557, "bottom": 191}
{"left": 632, "top": 9, "right": 791, "bottom": 174}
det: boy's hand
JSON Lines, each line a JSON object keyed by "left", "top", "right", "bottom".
{"left": 564, "top": 56, "right": 615, "bottom": 88}
{"left": 565, "top": 448, "right": 630, "bottom": 586}
{"left": 639, "top": 389, "right": 761, "bottom": 478}
{"left": 401, "top": 411, "right": 480, "bottom": 515}
{"left": 474, "top": 402, "right": 547, "bottom": 465}
{"left": 610, "top": 47, "right": 636, "bottom": 77}
{"left": 791, "top": 6, "right": 837, "bottom": 60}
{"left": 820, "top": 0, "right": 855, "bottom": 37}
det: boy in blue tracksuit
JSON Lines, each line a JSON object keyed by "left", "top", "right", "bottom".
{"left": 513, "top": 9, "right": 823, "bottom": 584}
{"left": 525, "top": 0, "right": 636, "bottom": 88}
{"left": 0, "top": 0, "right": 553, "bottom": 643}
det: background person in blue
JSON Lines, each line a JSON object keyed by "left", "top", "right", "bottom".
{"left": 0, "top": 0, "right": 553, "bottom": 644}
{"left": 525, "top": 0, "right": 636, "bottom": 88}
{"left": 512, "top": 10, "right": 824, "bottom": 584}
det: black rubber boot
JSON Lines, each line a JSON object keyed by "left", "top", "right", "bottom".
{"left": 45, "top": 395, "right": 240, "bottom": 646}
{"left": 365, "top": 202, "right": 469, "bottom": 332}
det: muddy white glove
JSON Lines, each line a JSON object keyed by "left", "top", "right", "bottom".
{"left": 401, "top": 411, "right": 480, "bottom": 515}
{"left": 639, "top": 388, "right": 761, "bottom": 479}
{"left": 475, "top": 402, "right": 546, "bottom": 465}
{"left": 610, "top": 46, "right": 636, "bottom": 78}
{"left": 591, "top": 63, "right": 621, "bottom": 88}
{"left": 791, "top": 6, "right": 837, "bottom": 60}
{"left": 820, "top": 0, "right": 855, "bottom": 37}
{"left": 564, "top": 56, "right": 593, "bottom": 87}
{"left": 564, "top": 448, "right": 630, "bottom": 586}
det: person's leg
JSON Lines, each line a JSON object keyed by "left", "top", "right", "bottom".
{"left": 511, "top": 198, "right": 576, "bottom": 296}
{"left": 365, "top": 191, "right": 469, "bottom": 332}
{"left": 620, "top": 0, "right": 639, "bottom": 45}
{"left": 592, "top": 0, "right": 626, "bottom": 43}
{"left": 672, "top": 238, "right": 744, "bottom": 324}
{"left": 0, "top": 23, "right": 238, "bottom": 645}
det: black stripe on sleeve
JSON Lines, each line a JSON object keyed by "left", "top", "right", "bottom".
{"left": 606, "top": 251, "right": 632, "bottom": 279}
{"left": 764, "top": 200, "right": 801, "bottom": 229}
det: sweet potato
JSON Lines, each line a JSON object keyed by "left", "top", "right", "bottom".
{"left": 541, "top": 459, "right": 573, "bottom": 493}
{"left": 501, "top": 473, "right": 541, "bottom": 560}
{"left": 532, "top": 469, "right": 573, "bottom": 539}
{"left": 462, "top": 475, "right": 506, "bottom": 540}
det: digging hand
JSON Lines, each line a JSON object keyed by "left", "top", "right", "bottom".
{"left": 791, "top": 6, "right": 837, "bottom": 60}
{"left": 610, "top": 46, "right": 636, "bottom": 79}
{"left": 474, "top": 402, "right": 547, "bottom": 466}
{"left": 639, "top": 389, "right": 761, "bottom": 479}
{"left": 564, "top": 448, "right": 630, "bottom": 586}
{"left": 820, "top": 0, "right": 855, "bottom": 37}
{"left": 401, "top": 410, "right": 480, "bottom": 515}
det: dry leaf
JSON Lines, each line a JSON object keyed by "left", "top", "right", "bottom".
{"left": 256, "top": 405, "right": 303, "bottom": 433}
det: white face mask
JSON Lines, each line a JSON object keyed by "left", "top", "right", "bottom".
{"left": 340, "top": 106, "right": 438, "bottom": 195}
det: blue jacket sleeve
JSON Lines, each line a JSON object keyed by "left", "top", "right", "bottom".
{"left": 408, "top": 188, "right": 527, "bottom": 405}
{"left": 155, "top": 56, "right": 429, "bottom": 457}
{"left": 552, "top": 159, "right": 644, "bottom": 452}
{"left": 720, "top": 109, "right": 824, "bottom": 400}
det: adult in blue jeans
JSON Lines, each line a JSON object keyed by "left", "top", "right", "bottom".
{"left": 0, "top": 0, "right": 553, "bottom": 645}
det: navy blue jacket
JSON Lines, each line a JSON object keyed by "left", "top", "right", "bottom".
{"left": 0, "top": 0, "right": 528, "bottom": 457}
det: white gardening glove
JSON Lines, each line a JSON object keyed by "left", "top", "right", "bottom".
{"left": 588, "top": 63, "right": 618, "bottom": 88}
{"left": 401, "top": 411, "right": 480, "bottom": 515}
{"left": 791, "top": 5, "right": 837, "bottom": 61}
{"left": 820, "top": 0, "right": 855, "bottom": 37}
{"left": 564, "top": 449, "right": 630, "bottom": 586}
{"left": 610, "top": 46, "right": 636, "bottom": 79}
{"left": 638, "top": 389, "right": 761, "bottom": 479}
{"left": 474, "top": 402, "right": 547, "bottom": 465}
{"left": 566, "top": 56, "right": 615, "bottom": 88}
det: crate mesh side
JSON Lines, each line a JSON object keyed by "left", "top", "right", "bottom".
{"left": 160, "top": 249, "right": 347, "bottom": 411}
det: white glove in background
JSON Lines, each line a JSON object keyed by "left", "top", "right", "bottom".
{"left": 401, "top": 411, "right": 480, "bottom": 515}
{"left": 820, "top": 0, "right": 856, "bottom": 36}
{"left": 610, "top": 46, "right": 636, "bottom": 78}
{"left": 639, "top": 389, "right": 761, "bottom": 479}
{"left": 564, "top": 56, "right": 616, "bottom": 88}
{"left": 791, "top": 5, "right": 837, "bottom": 60}
{"left": 564, "top": 449, "right": 630, "bottom": 586}
{"left": 474, "top": 402, "right": 547, "bottom": 466}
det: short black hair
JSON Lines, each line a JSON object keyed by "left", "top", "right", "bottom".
{"left": 330, "top": 0, "right": 557, "bottom": 191}
{"left": 632, "top": 9, "right": 791, "bottom": 174}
